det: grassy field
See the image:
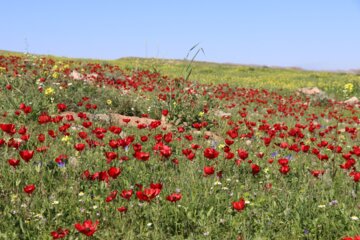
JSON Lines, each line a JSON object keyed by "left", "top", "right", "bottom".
{"left": 1, "top": 49, "right": 360, "bottom": 99}
{"left": 0, "top": 51, "right": 359, "bottom": 239}
{"left": 113, "top": 57, "right": 360, "bottom": 98}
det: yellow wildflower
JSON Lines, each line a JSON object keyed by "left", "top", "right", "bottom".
{"left": 10, "top": 194, "right": 18, "bottom": 203}
{"left": 106, "top": 99, "right": 112, "bottom": 105}
{"left": 44, "top": 87, "right": 55, "bottom": 95}
{"left": 61, "top": 136, "right": 71, "bottom": 142}
{"left": 198, "top": 111, "right": 204, "bottom": 117}
{"left": 218, "top": 144, "right": 225, "bottom": 149}
{"left": 52, "top": 72, "right": 59, "bottom": 79}
{"left": 344, "top": 83, "right": 354, "bottom": 93}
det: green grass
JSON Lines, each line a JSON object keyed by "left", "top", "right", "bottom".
{"left": 0, "top": 51, "right": 360, "bottom": 239}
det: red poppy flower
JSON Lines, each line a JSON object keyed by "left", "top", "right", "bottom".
{"left": 8, "top": 158, "right": 20, "bottom": 168}
{"left": 162, "top": 109, "right": 169, "bottom": 116}
{"left": 184, "top": 135, "right": 193, "bottom": 141}
{"left": 18, "top": 126, "right": 27, "bottom": 135}
{"left": 117, "top": 206, "right": 127, "bottom": 213}
{"left": 225, "top": 138, "right": 234, "bottom": 145}
{"left": 120, "top": 189, "right": 133, "bottom": 200}
{"left": 177, "top": 126, "right": 185, "bottom": 133}
{"left": 227, "top": 129, "right": 238, "bottom": 139}
{"left": 279, "top": 165, "right": 290, "bottom": 175}
{"left": 105, "top": 151, "right": 118, "bottom": 163}
{"left": 57, "top": 103, "right": 67, "bottom": 112}
{"left": 150, "top": 182, "right": 163, "bottom": 190}
{"left": 140, "top": 136, "right": 148, "bottom": 142}
{"left": 251, "top": 164, "right": 261, "bottom": 175}
{"left": 66, "top": 114, "right": 74, "bottom": 121}
{"left": 23, "top": 184, "right": 36, "bottom": 194}
{"left": 150, "top": 134, "right": 161, "bottom": 143}
{"left": 166, "top": 193, "right": 182, "bottom": 202}
{"left": 149, "top": 120, "right": 161, "bottom": 129}
{"left": 204, "top": 166, "right": 215, "bottom": 176}
{"left": 279, "top": 142, "right": 289, "bottom": 149}
{"left": 0, "top": 123, "right": 16, "bottom": 135}
{"left": 204, "top": 148, "right": 219, "bottom": 159}
{"left": 137, "top": 123, "right": 147, "bottom": 129}
{"left": 108, "top": 167, "right": 121, "bottom": 179}
{"left": 237, "top": 149, "right": 248, "bottom": 160}
{"left": 105, "top": 190, "right": 118, "bottom": 202}
{"left": 98, "top": 171, "right": 109, "bottom": 182}
{"left": 38, "top": 114, "right": 52, "bottom": 124}
{"left": 74, "top": 219, "right": 99, "bottom": 237}
{"left": 160, "top": 145, "right": 172, "bottom": 158}
{"left": 192, "top": 122, "right": 202, "bottom": 130}
{"left": 310, "top": 170, "right": 325, "bottom": 178}
{"left": 134, "top": 151, "right": 150, "bottom": 161}
{"left": 225, "top": 151, "right": 235, "bottom": 159}
{"left": 317, "top": 154, "right": 329, "bottom": 161}
{"left": 340, "top": 159, "right": 356, "bottom": 170}
{"left": 352, "top": 146, "right": 360, "bottom": 156}
{"left": 19, "top": 150, "right": 34, "bottom": 162}
{"left": 50, "top": 228, "right": 69, "bottom": 239}
{"left": 74, "top": 143, "right": 86, "bottom": 152}
{"left": 82, "top": 121, "right": 92, "bottom": 128}
{"left": 232, "top": 198, "right": 246, "bottom": 212}
{"left": 136, "top": 188, "right": 161, "bottom": 202}
{"left": 133, "top": 143, "right": 142, "bottom": 152}
{"left": 277, "top": 158, "right": 289, "bottom": 166}
{"left": 38, "top": 134, "right": 45, "bottom": 142}
{"left": 48, "top": 130, "right": 57, "bottom": 138}
{"left": 122, "top": 118, "right": 131, "bottom": 123}
{"left": 350, "top": 172, "right": 360, "bottom": 182}
{"left": 301, "top": 145, "right": 310, "bottom": 152}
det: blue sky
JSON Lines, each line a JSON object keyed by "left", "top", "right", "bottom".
{"left": 1, "top": 0, "right": 360, "bottom": 70}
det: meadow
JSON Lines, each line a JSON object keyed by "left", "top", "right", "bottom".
{"left": 0, "top": 51, "right": 360, "bottom": 239}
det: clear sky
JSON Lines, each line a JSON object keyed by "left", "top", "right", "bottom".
{"left": 1, "top": 0, "right": 360, "bottom": 70}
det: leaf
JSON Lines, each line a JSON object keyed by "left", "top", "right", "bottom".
{"left": 16, "top": 179, "right": 21, "bottom": 187}
{"left": 207, "top": 207, "right": 214, "bottom": 217}
{"left": 19, "top": 218, "right": 25, "bottom": 235}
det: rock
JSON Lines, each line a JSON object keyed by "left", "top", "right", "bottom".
{"left": 214, "top": 110, "right": 231, "bottom": 117}
{"left": 161, "top": 115, "right": 167, "bottom": 124}
{"left": 68, "top": 156, "right": 79, "bottom": 167}
{"left": 344, "top": 97, "right": 359, "bottom": 105}
{"left": 296, "top": 87, "right": 332, "bottom": 103}
{"left": 69, "top": 70, "right": 98, "bottom": 82}
{"left": 69, "top": 70, "right": 83, "bottom": 80}
{"left": 297, "top": 87, "right": 325, "bottom": 96}
{"left": 89, "top": 114, "right": 110, "bottom": 123}
{"left": 86, "top": 73, "right": 98, "bottom": 81}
